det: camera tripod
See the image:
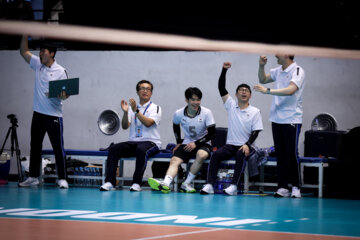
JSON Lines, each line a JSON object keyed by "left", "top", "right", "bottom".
{"left": 0, "top": 114, "right": 23, "bottom": 182}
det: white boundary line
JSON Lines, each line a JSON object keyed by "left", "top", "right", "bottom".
{"left": 1, "top": 20, "right": 360, "bottom": 59}
{"left": 133, "top": 228, "right": 225, "bottom": 240}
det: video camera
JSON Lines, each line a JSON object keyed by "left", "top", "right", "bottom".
{"left": 7, "top": 114, "right": 18, "bottom": 126}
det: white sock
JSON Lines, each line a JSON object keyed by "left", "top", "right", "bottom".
{"left": 184, "top": 172, "right": 196, "bottom": 184}
{"left": 163, "top": 175, "right": 173, "bottom": 186}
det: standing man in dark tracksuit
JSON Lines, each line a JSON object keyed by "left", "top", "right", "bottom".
{"left": 19, "top": 35, "right": 70, "bottom": 188}
{"left": 254, "top": 54, "right": 305, "bottom": 198}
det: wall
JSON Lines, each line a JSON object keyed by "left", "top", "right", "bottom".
{"left": 1, "top": 50, "right": 360, "bottom": 175}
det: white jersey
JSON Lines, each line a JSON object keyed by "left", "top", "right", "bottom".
{"left": 30, "top": 55, "right": 68, "bottom": 117}
{"left": 128, "top": 100, "right": 162, "bottom": 149}
{"left": 224, "top": 96, "right": 263, "bottom": 146}
{"left": 173, "top": 106, "right": 215, "bottom": 144}
{"left": 269, "top": 62, "right": 305, "bottom": 124}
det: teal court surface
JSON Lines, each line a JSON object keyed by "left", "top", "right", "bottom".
{"left": 1, "top": 182, "right": 360, "bottom": 240}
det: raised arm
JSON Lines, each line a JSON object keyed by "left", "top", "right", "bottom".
{"left": 218, "top": 62, "right": 231, "bottom": 103}
{"left": 20, "top": 35, "right": 32, "bottom": 64}
{"left": 258, "top": 56, "right": 273, "bottom": 84}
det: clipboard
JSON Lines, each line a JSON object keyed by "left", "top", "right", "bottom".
{"left": 48, "top": 78, "right": 79, "bottom": 98}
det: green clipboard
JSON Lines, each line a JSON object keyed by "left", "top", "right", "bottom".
{"left": 48, "top": 78, "right": 79, "bottom": 98}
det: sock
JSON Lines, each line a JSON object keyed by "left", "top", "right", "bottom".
{"left": 184, "top": 172, "right": 196, "bottom": 184}
{"left": 163, "top": 175, "right": 173, "bottom": 186}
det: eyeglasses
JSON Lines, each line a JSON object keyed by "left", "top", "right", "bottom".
{"left": 239, "top": 88, "right": 250, "bottom": 93}
{"left": 139, "top": 87, "right": 152, "bottom": 92}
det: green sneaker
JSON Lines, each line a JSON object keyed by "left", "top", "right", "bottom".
{"left": 148, "top": 178, "right": 171, "bottom": 193}
{"left": 148, "top": 178, "right": 161, "bottom": 191}
{"left": 160, "top": 184, "right": 171, "bottom": 194}
{"left": 180, "top": 183, "right": 196, "bottom": 193}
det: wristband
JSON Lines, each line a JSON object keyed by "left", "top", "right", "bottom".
{"left": 266, "top": 88, "right": 271, "bottom": 94}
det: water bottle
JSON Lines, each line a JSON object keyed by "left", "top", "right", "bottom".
{"left": 95, "top": 168, "right": 100, "bottom": 186}
{"left": 90, "top": 168, "right": 95, "bottom": 187}
{"left": 95, "top": 168, "right": 101, "bottom": 186}
{"left": 74, "top": 167, "right": 79, "bottom": 186}
{"left": 79, "top": 167, "right": 84, "bottom": 186}
{"left": 84, "top": 167, "right": 90, "bottom": 187}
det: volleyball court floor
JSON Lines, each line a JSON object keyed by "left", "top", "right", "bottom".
{"left": 1, "top": 182, "right": 360, "bottom": 240}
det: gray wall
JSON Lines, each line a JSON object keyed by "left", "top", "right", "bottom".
{"left": 1, "top": 50, "right": 360, "bottom": 174}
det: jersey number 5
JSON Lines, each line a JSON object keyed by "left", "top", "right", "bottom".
{"left": 189, "top": 126, "right": 197, "bottom": 138}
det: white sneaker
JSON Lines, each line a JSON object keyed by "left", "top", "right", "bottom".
{"left": 274, "top": 188, "right": 290, "bottom": 197}
{"left": 18, "top": 177, "right": 39, "bottom": 187}
{"left": 291, "top": 186, "right": 301, "bottom": 198}
{"left": 200, "top": 183, "right": 214, "bottom": 195}
{"left": 100, "top": 182, "right": 115, "bottom": 191}
{"left": 58, "top": 179, "right": 69, "bottom": 189}
{"left": 224, "top": 184, "right": 238, "bottom": 196}
{"left": 180, "top": 182, "right": 196, "bottom": 193}
{"left": 130, "top": 183, "right": 142, "bottom": 192}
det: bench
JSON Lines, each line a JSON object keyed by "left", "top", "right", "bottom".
{"left": 245, "top": 157, "right": 329, "bottom": 197}
{"left": 186, "top": 157, "right": 329, "bottom": 197}
{"left": 41, "top": 149, "right": 175, "bottom": 189}
{"left": 42, "top": 149, "right": 329, "bottom": 197}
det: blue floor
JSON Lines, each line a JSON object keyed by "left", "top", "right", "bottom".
{"left": 1, "top": 182, "right": 360, "bottom": 238}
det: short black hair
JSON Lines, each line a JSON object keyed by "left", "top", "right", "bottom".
{"left": 136, "top": 80, "right": 153, "bottom": 92}
{"left": 236, "top": 83, "right": 251, "bottom": 94}
{"left": 185, "top": 87, "right": 202, "bottom": 100}
{"left": 40, "top": 42, "right": 57, "bottom": 57}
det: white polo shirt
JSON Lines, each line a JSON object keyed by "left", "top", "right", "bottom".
{"left": 173, "top": 106, "right": 216, "bottom": 144}
{"left": 269, "top": 62, "right": 305, "bottom": 124}
{"left": 128, "top": 100, "right": 162, "bottom": 148}
{"left": 224, "top": 96, "right": 263, "bottom": 146}
{"left": 30, "top": 55, "right": 68, "bottom": 117}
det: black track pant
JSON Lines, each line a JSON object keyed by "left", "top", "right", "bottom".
{"left": 272, "top": 122, "right": 302, "bottom": 188}
{"left": 207, "top": 144, "right": 247, "bottom": 187}
{"left": 105, "top": 141, "right": 159, "bottom": 186}
{"left": 29, "top": 111, "right": 66, "bottom": 179}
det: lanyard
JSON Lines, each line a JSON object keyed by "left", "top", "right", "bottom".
{"left": 134, "top": 101, "right": 152, "bottom": 125}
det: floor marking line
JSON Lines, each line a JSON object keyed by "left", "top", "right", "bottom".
{"left": 133, "top": 228, "right": 225, "bottom": 240}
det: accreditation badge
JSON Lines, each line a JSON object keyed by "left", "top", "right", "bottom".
{"left": 136, "top": 125, "right": 143, "bottom": 137}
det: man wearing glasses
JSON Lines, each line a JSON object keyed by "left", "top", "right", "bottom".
{"left": 100, "top": 80, "right": 162, "bottom": 192}
{"left": 200, "top": 62, "right": 263, "bottom": 196}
